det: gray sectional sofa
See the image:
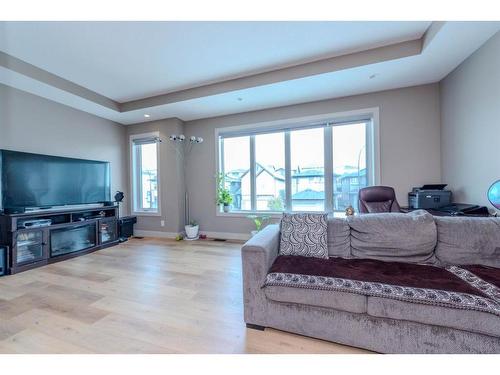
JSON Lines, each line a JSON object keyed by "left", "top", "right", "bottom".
{"left": 241, "top": 210, "right": 500, "bottom": 353}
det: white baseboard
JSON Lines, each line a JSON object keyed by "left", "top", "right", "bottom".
{"left": 133, "top": 229, "right": 250, "bottom": 241}
{"left": 133, "top": 230, "right": 180, "bottom": 239}
{"left": 200, "top": 231, "right": 250, "bottom": 241}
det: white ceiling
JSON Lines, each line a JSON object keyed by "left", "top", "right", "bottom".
{"left": 0, "top": 21, "right": 499, "bottom": 124}
{"left": 0, "top": 21, "right": 431, "bottom": 101}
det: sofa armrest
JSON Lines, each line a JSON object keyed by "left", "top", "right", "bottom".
{"left": 242, "top": 224, "right": 280, "bottom": 277}
{"left": 241, "top": 224, "right": 280, "bottom": 325}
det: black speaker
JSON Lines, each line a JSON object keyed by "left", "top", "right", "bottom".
{"left": 118, "top": 216, "right": 137, "bottom": 242}
{"left": 0, "top": 246, "right": 7, "bottom": 276}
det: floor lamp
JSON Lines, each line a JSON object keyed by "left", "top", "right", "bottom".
{"left": 169, "top": 134, "right": 204, "bottom": 228}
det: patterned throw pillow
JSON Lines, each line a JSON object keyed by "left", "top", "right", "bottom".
{"left": 279, "top": 213, "right": 328, "bottom": 259}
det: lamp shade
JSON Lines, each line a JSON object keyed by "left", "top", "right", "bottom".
{"left": 487, "top": 180, "right": 500, "bottom": 209}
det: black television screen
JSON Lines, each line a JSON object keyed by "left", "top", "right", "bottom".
{"left": 0, "top": 150, "right": 111, "bottom": 210}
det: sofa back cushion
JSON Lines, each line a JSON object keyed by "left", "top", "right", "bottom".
{"left": 346, "top": 210, "right": 437, "bottom": 264}
{"left": 327, "top": 217, "right": 351, "bottom": 258}
{"left": 434, "top": 216, "right": 500, "bottom": 267}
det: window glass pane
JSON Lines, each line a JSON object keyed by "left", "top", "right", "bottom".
{"left": 290, "top": 128, "right": 324, "bottom": 211}
{"left": 138, "top": 142, "right": 158, "bottom": 210}
{"left": 255, "top": 132, "right": 285, "bottom": 211}
{"left": 332, "top": 122, "right": 367, "bottom": 211}
{"left": 222, "top": 136, "right": 251, "bottom": 210}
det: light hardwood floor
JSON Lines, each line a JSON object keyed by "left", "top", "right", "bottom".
{"left": 0, "top": 238, "right": 370, "bottom": 354}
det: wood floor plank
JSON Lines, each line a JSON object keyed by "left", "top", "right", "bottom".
{"left": 0, "top": 238, "right": 371, "bottom": 354}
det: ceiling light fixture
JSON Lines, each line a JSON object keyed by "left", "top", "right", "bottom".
{"left": 237, "top": 97, "right": 243, "bottom": 101}
{"left": 369, "top": 74, "right": 379, "bottom": 80}
{"left": 144, "top": 114, "right": 151, "bottom": 118}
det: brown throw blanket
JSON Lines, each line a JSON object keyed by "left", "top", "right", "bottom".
{"left": 264, "top": 256, "right": 500, "bottom": 316}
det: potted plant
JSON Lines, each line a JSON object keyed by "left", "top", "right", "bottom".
{"left": 247, "top": 215, "right": 271, "bottom": 237}
{"left": 185, "top": 220, "right": 199, "bottom": 239}
{"left": 216, "top": 173, "right": 233, "bottom": 212}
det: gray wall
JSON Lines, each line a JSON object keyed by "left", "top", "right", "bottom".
{"left": 184, "top": 83, "right": 442, "bottom": 235}
{"left": 0, "top": 83, "right": 129, "bottom": 214}
{"left": 125, "top": 119, "right": 185, "bottom": 234}
{"left": 440, "top": 32, "right": 500, "bottom": 211}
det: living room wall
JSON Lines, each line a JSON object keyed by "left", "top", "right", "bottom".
{"left": 440, "top": 31, "right": 500, "bottom": 211}
{"left": 0, "top": 83, "right": 129, "bottom": 214}
{"left": 184, "top": 83, "right": 442, "bottom": 237}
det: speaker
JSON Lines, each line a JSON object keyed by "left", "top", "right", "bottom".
{"left": 118, "top": 216, "right": 137, "bottom": 242}
{"left": 0, "top": 246, "right": 7, "bottom": 276}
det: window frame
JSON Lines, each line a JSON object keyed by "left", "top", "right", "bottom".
{"left": 214, "top": 107, "right": 380, "bottom": 217}
{"left": 130, "top": 131, "right": 162, "bottom": 216}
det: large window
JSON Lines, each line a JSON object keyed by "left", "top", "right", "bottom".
{"left": 332, "top": 122, "right": 367, "bottom": 211}
{"left": 218, "top": 118, "right": 374, "bottom": 213}
{"left": 131, "top": 133, "right": 160, "bottom": 215}
{"left": 221, "top": 136, "right": 251, "bottom": 210}
{"left": 255, "top": 132, "right": 285, "bottom": 211}
{"left": 290, "top": 127, "right": 325, "bottom": 212}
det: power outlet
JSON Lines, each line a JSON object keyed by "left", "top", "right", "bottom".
{"left": 160, "top": 220, "right": 165, "bottom": 227}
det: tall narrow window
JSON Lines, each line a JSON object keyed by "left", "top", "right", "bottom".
{"left": 255, "top": 132, "right": 285, "bottom": 211}
{"left": 221, "top": 136, "right": 251, "bottom": 210}
{"left": 131, "top": 134, "right": 160, "bottom": 214}
{"left": 290, "top": 127, "right": 325, "bottom": 211}
{"left": 332, "top": 122, "right": 367, "bottom": 211}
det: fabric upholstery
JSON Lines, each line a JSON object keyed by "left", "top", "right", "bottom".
{"left": 463, "top": 264, "right": 500, "bottom": 287}
{"left": 367, "top": 296, "right": 500, "bottom": 337}
{"left": 347, "top": 210, "right": 437, "bottom": 264}
{"left": 267, "top": 255, "right": 485, "bottom": 296}
{"left": 260, "top": 298, "right": 500, "bottom": 353}
{"left": 241, "top": 224, "right": 280, "bottom": 326}
{"left": 264, "top": 285, "right": 367, "bottom": 314}
{"left": 279, "top": 213, "right": 328, "bottom": 258}
{"left": 358, "top": 186, "right": 401, "bottom": 213}
{"left": 327, "top": 216, "right": 351, "bottom": 257}
{"left": 241, "top": 216, "right": 500, "bottom": 353}
{"left": 435, "top": 216, "right": 500, "bottom": 267}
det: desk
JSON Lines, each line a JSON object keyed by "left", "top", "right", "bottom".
{"left": 400, "top": 206, "right": 492, "bottom": 217}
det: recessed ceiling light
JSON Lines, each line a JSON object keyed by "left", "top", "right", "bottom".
{"left": 237, "top": 97, "right": 243, "bottom": 101}
{"left": 144, "top": 114, "right": 150, "bottom": 118}
{"left": 369, "top": 74, "right": 379, "bottom": 80}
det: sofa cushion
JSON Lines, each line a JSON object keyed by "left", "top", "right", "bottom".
{"left": 264, "top": 285, "right": 367, "bottom": 314}
{"left": 327, "top": 217, "right": 351, "bottom": 258}
{"left": 434, "top": 216, "right": 500, "bottom": 267}
{"left": 367, "top": 296, "right": 500, "bottom": 338}
{"left": 279, "top": 213, "right": 328, "bottom": 259}
{"left": 266, "top": 255, "right": 500, "bottom": 317}
{"left": 347, "top": 210, "right": 437, "bottom": 264}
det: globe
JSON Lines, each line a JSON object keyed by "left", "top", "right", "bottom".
{"left": 487, "top": 180, "right": 500, "bottom": 209}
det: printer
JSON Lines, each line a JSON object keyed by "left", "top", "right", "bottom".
{"left": 408, "top": 184, "right": 452, "bottom": 209}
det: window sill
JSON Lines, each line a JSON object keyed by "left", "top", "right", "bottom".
{"left": 132, "top": 211, "right": 162, "bottom": 217}
{"left": 216, "top": 211, "right": 283, "bottom": 219}
{"left": 215, "top": 210, "right": 347, "bottom": 218}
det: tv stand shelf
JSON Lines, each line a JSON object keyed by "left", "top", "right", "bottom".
{"left": 0, "top": 205, "right": 119, "bottom": 274}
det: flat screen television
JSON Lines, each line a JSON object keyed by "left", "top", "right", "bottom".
{"left": 0, "top": 149, "right": 111, "bottom": 211}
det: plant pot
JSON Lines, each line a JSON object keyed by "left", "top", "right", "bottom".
{"left": 223, "top": 204, "right": 230, "bottom": 213}
{"left": 185, "top": 224, "right": 199, "bottom": 239}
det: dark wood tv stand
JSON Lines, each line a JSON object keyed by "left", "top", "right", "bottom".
{"left": 0, "top": 205, "right": 119, "bottom": 274}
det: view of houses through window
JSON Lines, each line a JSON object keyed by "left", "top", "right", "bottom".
{"left": 219, "top": 121, "right": 368, "bottom": 213}
{"left": 132, "top": 137, "right": 159, "bottom": 213}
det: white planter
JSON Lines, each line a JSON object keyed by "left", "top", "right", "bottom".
{"left": 185, "top": 224, "right": 199, "bottom": 239}
{"left": 223, "top": 204, "right": 230, "bottom": 213}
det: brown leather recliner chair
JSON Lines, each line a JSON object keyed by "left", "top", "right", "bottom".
{"left": 358, "top": 186, "right": 401, "bottom": 213}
